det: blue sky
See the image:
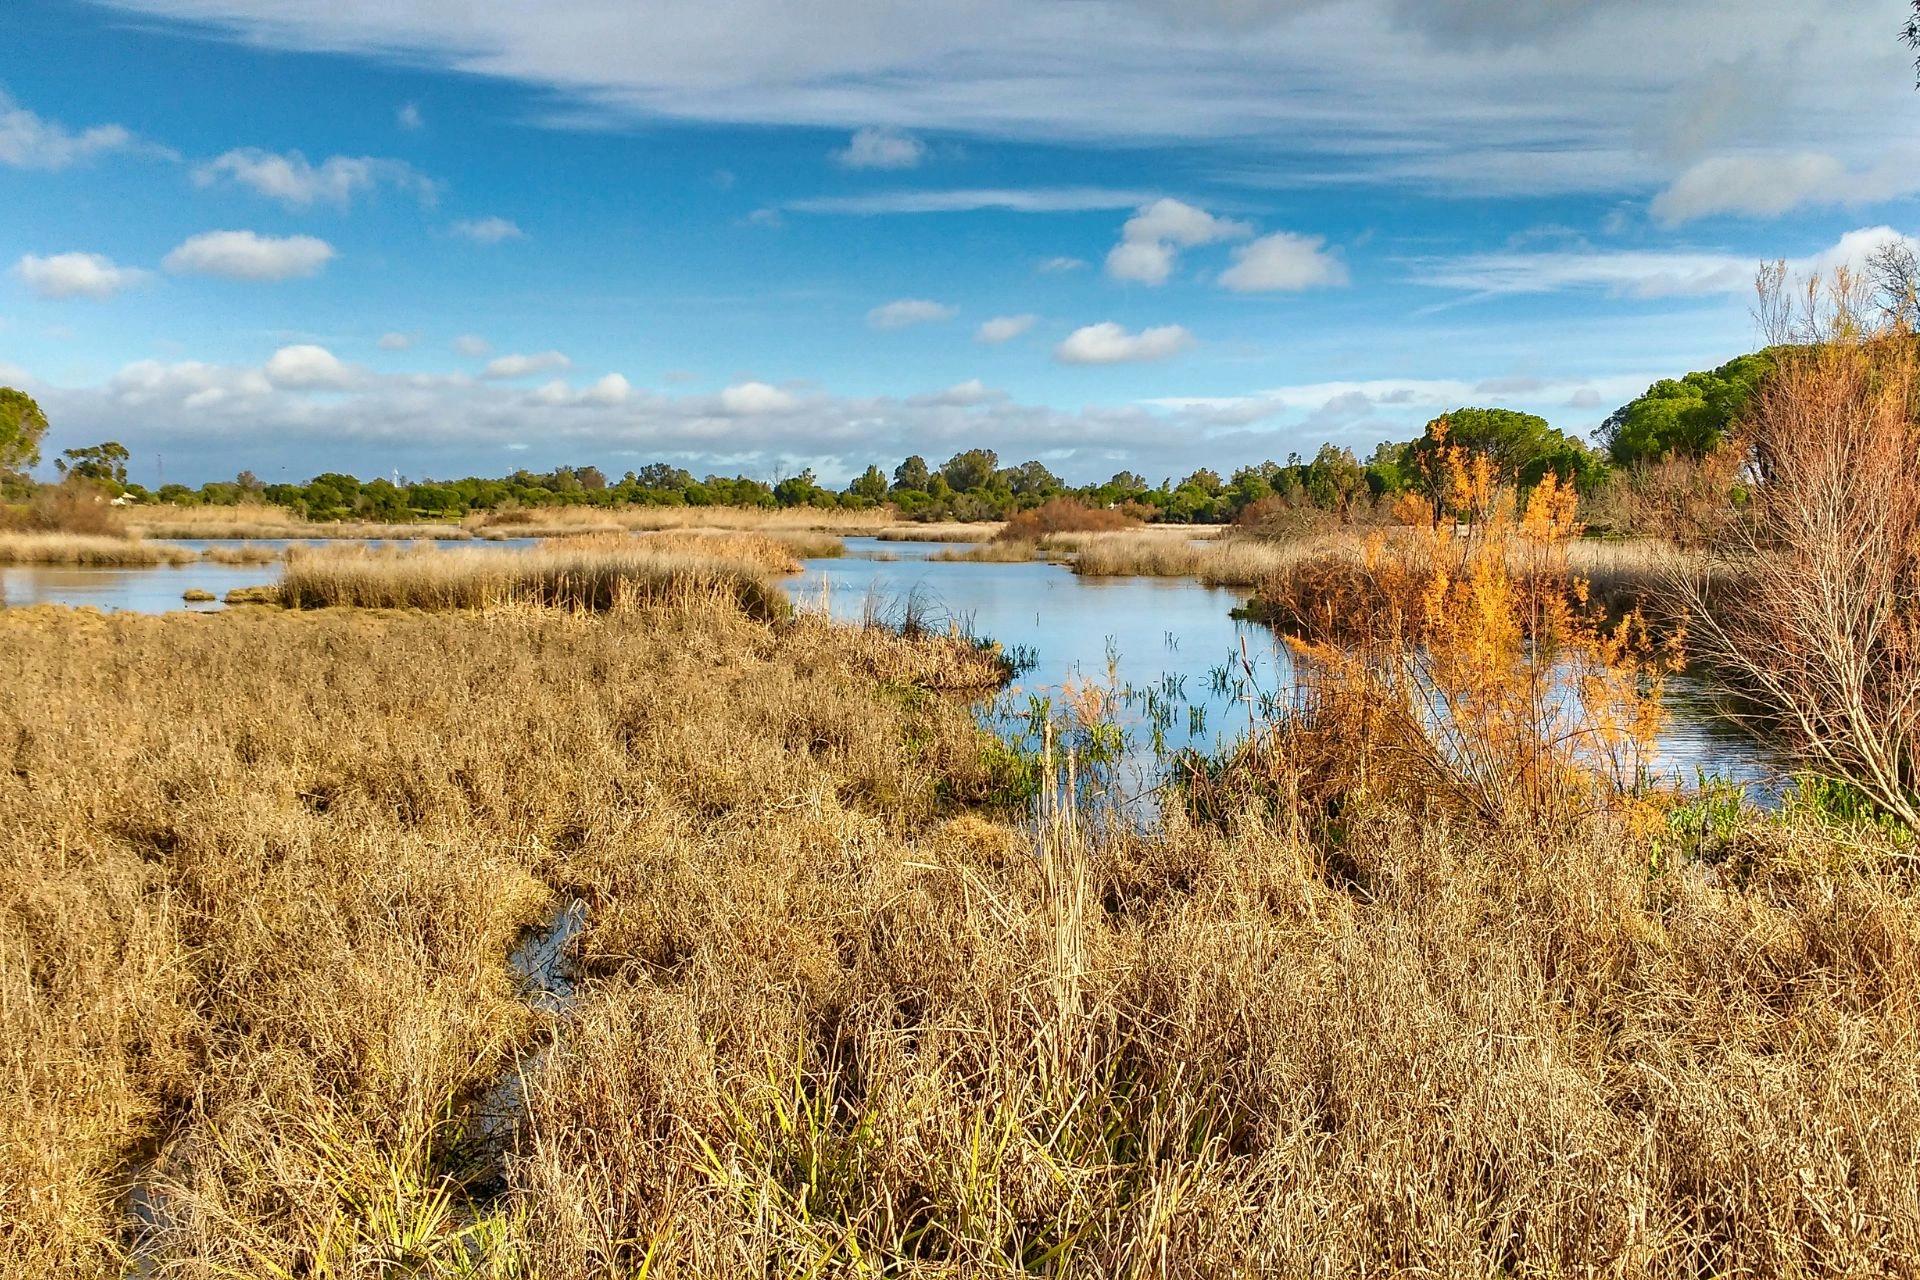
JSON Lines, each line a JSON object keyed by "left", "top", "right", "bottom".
{"left": 3, "top": 0, "right": 1917, "bottom": 485}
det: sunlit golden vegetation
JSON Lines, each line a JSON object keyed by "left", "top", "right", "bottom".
{"left": 0, "top": 531, "right": 198, "bottom": 566}
{"left": 276, "top": 540, "right": 792, "bottom": 617}
{"left": 7, "top": 569, "right": 1920, "bottom": 1276}
{"left": 468, "top": 504, "right": 894, "bottom": 539}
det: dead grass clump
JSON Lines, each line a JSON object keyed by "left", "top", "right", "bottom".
{"left": 996, "top": 497, "right": 1140, "bottom": 543}
{"left": 0, "top": 532, "right": 197, "bottom": 566}
{"left": 1070, "top": 529, "right": 1356, "bottom": 586}
{"left": 874, "top": 521, "right": 1002, "bottom": 543}
{"left": 130, "top": 503, "right": 473, "bottom": 541}
{"left": 930, "top": 538, "right": 1046, "bottom": 563}
{"left": 0, "top": 483, "right": 129, "bottom": 536}
{"left": 468, "top": 505, "right": 894, "bottom": 539}
{"left": 197, "top": 542, "right": 282, "bottom": 565}
{"left": 278, "top": 542, "right": 788, "bottom": 618}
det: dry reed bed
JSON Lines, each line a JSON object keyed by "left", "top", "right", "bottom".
{"left": 277, "top": 542, "right": 789, "bottom": 618}
{"left": 6, "top": 595, "right": 1920, "bottom": 1276}
{"left": 195, "top": 542, "right": 282, "bottom": 565}
{"left": 469, "top": 504, "right": 896, "bottom": 539}
{"left": 130, "top": 503, "right": 474, "bottom": 541}
{"left": 0, "top": 531, "right": 198, "bottom": 566}
{"left": 1071, "top": 529, "right": 1352, "bottom": 586}
{"left": 873, "top": 521, "right": 1003, "bottom": 542}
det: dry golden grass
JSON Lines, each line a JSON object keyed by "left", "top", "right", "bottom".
{"left": 929, "top": 538, "right": 1051, "bottom": 563}
{"left": 873, "top": 521, "right": 1003, "bottom": 542}
{"left": 7, "top": 584, "right": 1920, "bottom": 1276}
{"left": 277, "top": 541, "right": 789, "bottom": 617}
{"left": 128, "top": 503, "right": 476, "bottom": 541}
{"left": 1071, "top": 529, "right": 1351, "bottom": 586}
{"left": 468, "top": 505, "right": 895, "bottom": 539}
{"left": 196, "top": 542, "right": 282, "bottom": 565}
{"left": 0, "top": 531, "right": 198, "bottom": 566}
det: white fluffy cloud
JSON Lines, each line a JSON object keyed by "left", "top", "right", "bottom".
{"left": 451, "top": 216, "right": 526, "bottom": 244}
{"left": 1055, "top": 321, "right": 1194, "bottom": 364}
{"left": 0, "top": 90, "right": 142, "bottom": 169}
{"left": 867, "top": 298, "right": 956, "bottom": 330}
{"left": 13, "top": 252, "right": 149, "bottom": 300}
{"left": 377, "top": 331, "right": 417, "bottom": 351}
{"left": 533, "top": 372, "right": 632, "bottom": 406}
{"left": 264, "top": 343, "right": 354, "bottom": 389}
{"left": 1105, "top": 198, "right": 1251, "bottom": 285}
{"left": 483, "top": 350, "right": 572, "bottom": 379}
{"left": 975, "top": 313, "right": 1037, "bottom": 343}
{"left": 162, "top": 230, "right": 336, "bottom": 281}
{"left": 1217, "top": 231, "right": 1348, "bottom": 291}
{"left": 831, "top": 126, "right": 926, "bottom": 169}
{"left": 193, "top": 148, "right": 435, "bottom": 208}
{"left": 718, "top": 380, "right": 798, "bottom": 413}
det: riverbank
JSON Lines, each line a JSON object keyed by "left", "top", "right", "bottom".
{"left": 6, "top": 590, "right": 1917, "bottom": 1276}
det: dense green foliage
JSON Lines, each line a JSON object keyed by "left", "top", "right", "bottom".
{"left": 0, "top": 388, "right": 49, "bottom": 480}
{"left": 1410, "top": 406, "right": 1602, "bottom": 489}
{"left": 56, "top": 441, "right": 130, "bottom": 486}
{"left": 1599, "top": 353, "right": 1775, "bottom": 466}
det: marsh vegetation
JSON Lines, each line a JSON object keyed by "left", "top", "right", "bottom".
{"left": 8, "top": 271, "right": 1920, "bottom": 1278}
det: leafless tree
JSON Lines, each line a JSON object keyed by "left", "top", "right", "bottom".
{"left": 1684, "top": 269, "right": 1920, "bottom": 830}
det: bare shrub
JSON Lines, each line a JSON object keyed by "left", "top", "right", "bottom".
{"left": 1678, "top": 268, "right": 1920, "bottom": 829}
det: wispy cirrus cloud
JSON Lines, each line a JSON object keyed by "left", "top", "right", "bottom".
{"left": 193, "top": 148, "right": 436, "bottom": 208}
{"left": 0, "top": 88, "right": 162, "bottom": 168}
{"left": 1414, "top": 225, "right": 1918, "bottom": 301}
{"left": 450, "top": 216, "right": 526, "bottom": 244}
{"left": 780, "top": 187, "right": 1153, "bottom": 216}
{"left": 867, "top": 298, "right": 956, "bottom": 330}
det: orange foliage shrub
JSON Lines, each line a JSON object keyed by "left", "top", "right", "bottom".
{"left": 1224, "top": 419, "right": 1676, "bottom": 831}
{"left": 995, "top": 497, "right": 1141, "bottom": 543}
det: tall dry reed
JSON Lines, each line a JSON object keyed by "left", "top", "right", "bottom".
{"left": 0, "top": 531, "right": 197, "bottom": 566}
{"left": 277, "top": 542, "right": 788, "bottom": 617}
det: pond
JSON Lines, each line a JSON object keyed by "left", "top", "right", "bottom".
{"left": 807, "top": 538, "right": 1777, "bottom": 801}
{"left": 2, "top": 534, "right": 1776, "bottom": 797}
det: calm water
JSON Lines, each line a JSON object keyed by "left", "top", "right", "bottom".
{"left": 805, "top": 538, "right": 1776, "bottom": 797}
{"left": 2, "top": 534, "right": 1775, "bottom": 794}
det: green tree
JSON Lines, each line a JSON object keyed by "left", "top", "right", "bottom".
{"left": 56, "top": 441, "right": 131, "bottom": 486}
{"left": 773, "top": 469, "right": 823, "bottom": 507}
{"left": 1005, "top": 459, "right": 1062, "bottom": 498}
{"left": 1416, "top": 406, "right": 1596, "bottom": 488}
{"left": 892, "top": 455, "right": 930, "bottom": 492}
{"left": 848, "top": 465, "right": 889, "bottom": 502}
{"left": 940, "top": 448, "right": 999, "bottom": 493}
{"left": 1600, "top": 353, "right": 1773, "bottom": 466}
{"left": 0, "top": 387, "right": 49, "bottom": 478}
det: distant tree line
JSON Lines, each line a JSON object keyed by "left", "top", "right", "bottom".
{"left": 0, "top": 348, "right": 1789, "bottom": 528}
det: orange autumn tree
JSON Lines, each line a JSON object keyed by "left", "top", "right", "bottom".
{"left": 1256, "top": 418, "right": 1677, "bottom": 831}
